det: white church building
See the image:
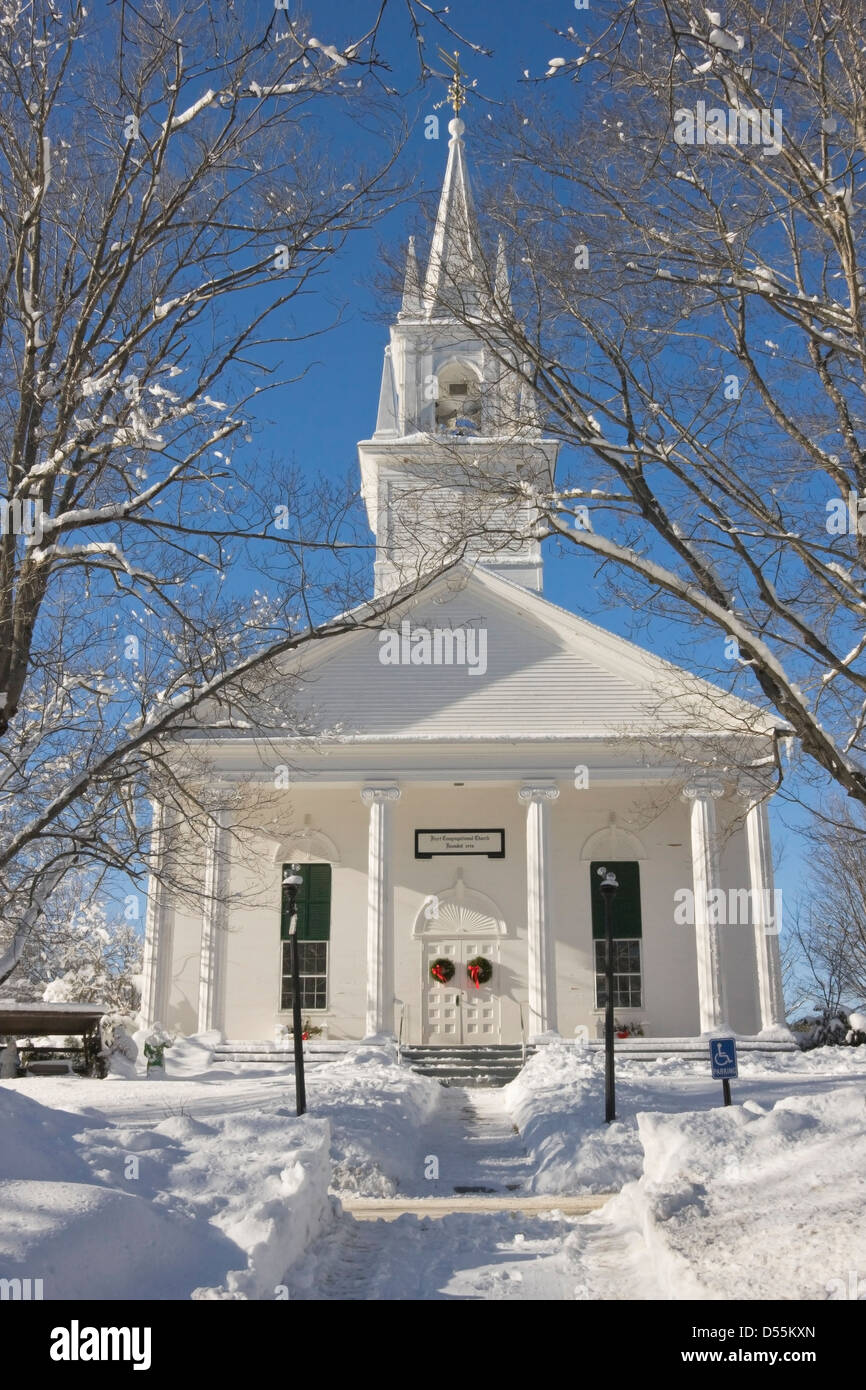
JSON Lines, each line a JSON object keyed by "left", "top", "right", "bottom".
{"left": 142, "top": 117, "right": 789, "bottom": 1052}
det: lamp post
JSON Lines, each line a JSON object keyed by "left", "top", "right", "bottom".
{"left": 282, "top": 865, "right": 306, "bottom": 1117}
{"left": 598, "top": 866, "right": 619, "bottom": 1124}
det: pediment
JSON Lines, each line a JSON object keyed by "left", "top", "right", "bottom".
{"left": 252, "top": 565, "right": 773, "bottom": 743}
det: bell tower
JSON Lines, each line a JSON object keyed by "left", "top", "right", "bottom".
{"left": 358, "top": 102, "right": 559, "bottom": 597}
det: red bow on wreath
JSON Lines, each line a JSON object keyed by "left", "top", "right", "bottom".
{"left": 432, "top": 964, "right": 448, "bottom": 984}
{"left": 468, "top": 964, "right": 482, "bottom": 989}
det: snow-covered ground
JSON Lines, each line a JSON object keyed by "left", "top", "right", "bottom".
{"left": 505, "top": 1044, "right": 866, "bottom": 1300}
{"left": 1, "top": 1040, "right": 865, "bottom": 1300}
{"left": 503, "top": 1042, "right": 866, "bottom": 1194}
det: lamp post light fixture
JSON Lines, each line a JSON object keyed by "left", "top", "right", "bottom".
{"left": 282, "top": 864, "right": 307, "bottom": 1117}
{"left": 598, "top": 866, "right": 619, "bottom": 1124}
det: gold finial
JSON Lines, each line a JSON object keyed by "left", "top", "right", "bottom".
{"left": 434, "top": 47, "right": 477, "bottom": 116}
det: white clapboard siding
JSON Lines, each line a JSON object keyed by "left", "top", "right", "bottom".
{"left": 274, "top": 567, "right": 754, "bottom": 740}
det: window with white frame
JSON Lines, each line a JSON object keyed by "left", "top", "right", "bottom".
{"left": 593, "top": 938, "right": 643, "bottom": 1009}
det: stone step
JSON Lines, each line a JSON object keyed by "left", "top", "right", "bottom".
{"left": 404, "top": 1051, "right": 524, "bottom": 1062}
{"left": 401, "top": 1047, "right": 528, "bottom": 1059}
{"left": 410, "top": 1066, "right": 523, "bottom": 1076}
{"left": 401, "top": 1042, "right": 531, "bottom": 1088}
{"left": 213, "top": 1042, "right": 350, "bottom": 1066}
{"left": 413, "top": 1074, "right": 521, "bottom": 1089}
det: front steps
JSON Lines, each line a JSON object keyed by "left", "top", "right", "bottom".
{"left": 213, "top": 1041, "right": 353, "bottom": 1067}
{"left": 211, "top": 1035, "right": 799, "bottom": 1082}
{"left": 401, "top": 1044, "right": 532, "bottom": 1088}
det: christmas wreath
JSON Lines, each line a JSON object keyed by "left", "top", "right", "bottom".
{"left": 466, "top": 956, "right": 493, "bottom": 989}
{"left": 430, "top": 958, "right": 455, "bottom": 984}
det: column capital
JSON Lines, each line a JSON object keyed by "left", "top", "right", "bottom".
{"left": 361, "top": 785, "right": 402, "bottom": 805}
{"left": 682, "top": 776, "right": 726, "bottom": 802}
{"left": 736, "top": 775, "right": 776, "bottom": 804}
{"left": 518, "top": 781, "right": 560, "bottom": 804}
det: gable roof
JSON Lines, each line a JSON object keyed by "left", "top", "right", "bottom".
{"left": 229, "top": 563, "right": 780, "bottom": 745}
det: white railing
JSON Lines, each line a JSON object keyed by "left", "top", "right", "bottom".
{"left": 518, "top": 1002, "right": 527, "bottom": 1068}
{"left": 397, "top": 1002, "right": 405, "bottom": 1065}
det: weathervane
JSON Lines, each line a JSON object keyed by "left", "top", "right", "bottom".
{"left": 434, "top": 48, "right": 477, "bottom": 116}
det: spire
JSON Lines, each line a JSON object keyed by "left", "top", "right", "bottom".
{"left": 423, "top": 117, "right": 485, "bottom": 317}
{"left": 494, "top": 233, "right": 512, "bottom": 313}
{"left": 398, "top": 235, "right": 423, "bottom": 318}
{"left": 374, "top": 346, "right": 398, "bottom": 436}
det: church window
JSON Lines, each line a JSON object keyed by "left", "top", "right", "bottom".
{"left": 590, "top": 861, "right": 643, "bottom": 1009}
{"left": 280, "top": 863, "right": 331, "bottom": 1011}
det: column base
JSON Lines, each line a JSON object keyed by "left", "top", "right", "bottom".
{"left": 757, "top": 1023, "right": 796, "bottom": 1043}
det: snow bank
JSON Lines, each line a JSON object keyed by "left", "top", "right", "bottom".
{"left": 505, "top": 1041, "right": 866, "bottom": 1197}
{"left": 504, "top": 1045, "right": 644, "bottom": 1193}
{"left": 311, "top": 1043, "right": 442, "bottom": 1196}
{"left": 0, "top": 1086, "right": 333, "bottom": 1299}
{"left": 631, "top": 1089, "right": 866, "bottom": 1306}
{"left": 598, "top": 1087, "right": 866, "bottom": 1300}
{"left": 181, "top": 1113, "right": 333, "bottom": 1299}
{"left": 0, "top": 1086, "right": 92, "bottom": 1183}
{"left": 163, "top": 1030, "right": 220, "bottom": 1076}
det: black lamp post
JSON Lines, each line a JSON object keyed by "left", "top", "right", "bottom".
{"left": 282, "top": 865, "right": 307, "bottom": 1117}
{"left": 598, "top": 866, "right": 619, "bottom": 1124}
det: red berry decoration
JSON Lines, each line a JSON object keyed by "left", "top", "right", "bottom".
{"left": 466, "top": 956, "right": 493, "bottom": 989}
{"left": 430, "top": 958, "right": 455, "bottom": 984}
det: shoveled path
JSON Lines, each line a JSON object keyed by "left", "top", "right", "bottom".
{"left": 282, "top": 1086, "right": 620, "bottom": 1301}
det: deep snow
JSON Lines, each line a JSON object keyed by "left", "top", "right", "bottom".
{"left": 1, "top": 1039, "right": 865, "bottom": 1300}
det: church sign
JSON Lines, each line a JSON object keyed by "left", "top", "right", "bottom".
{"left": 415, "top": 829, "right": 505, "bottom": 859}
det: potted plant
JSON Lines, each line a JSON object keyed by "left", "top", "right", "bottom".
{"left": 614, "top": 1019, "right": 645, "bottom": 1038}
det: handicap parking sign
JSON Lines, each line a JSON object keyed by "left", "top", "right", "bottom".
{"left": 709, "top": 1036, "right": 738, "bottom": 1079}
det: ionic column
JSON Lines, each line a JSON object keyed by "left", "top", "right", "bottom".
{"left": 361, "top": 785, "right": 401, "bottom": 1037}
{"left": 682, "top": 779, "right": 729, "bottom": 1034}
{"left": 518, "top": 782, "right": 560, "bottom": 1037}
{"left": 198, "top": 806, "right": 230, "bottom": 1034}
{"left": 141, "top": 801, "right": 168, "bottom": 1029}
{"left": 740, "top": 784, "right": 788, "bottom": 1035}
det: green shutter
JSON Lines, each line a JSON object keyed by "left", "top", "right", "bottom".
{"left": 281, "top": 863, "right": 332, "bottom": 941}
{"left": 590, "top": 861, "right": 642, "bottom": 939}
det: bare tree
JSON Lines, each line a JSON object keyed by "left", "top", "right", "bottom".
{"left": 0, "top": 0, "right": 475, "bottom": 984}
{"left": 411, "top": 0, "right": 866, "bottom": 807}
{"left": 788, "top": 801, "right": 866, "bottom": 1015}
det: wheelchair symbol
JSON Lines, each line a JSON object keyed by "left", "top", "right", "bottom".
{"left": 713, "top": 1040, "right": 734, "bottom": 1067}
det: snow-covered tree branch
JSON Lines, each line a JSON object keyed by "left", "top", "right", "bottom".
{"left": 422, "top": 0, "right": 866, "bottom": 807}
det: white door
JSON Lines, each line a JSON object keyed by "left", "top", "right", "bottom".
{"left": 423, "top": 939, "right": 501, "bottom": 1044}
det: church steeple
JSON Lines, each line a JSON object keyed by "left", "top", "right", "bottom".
{"left": 398, "top": 235, "right": 423, "bottom": 319}
{"left": 357, "top": 113, "right": 560, "bottom": 598}
{"left": 422, "top": 117, "right": 484, "bottom": 318}
{"left": 494, "top": 233, "right": 512, "bottom": 313}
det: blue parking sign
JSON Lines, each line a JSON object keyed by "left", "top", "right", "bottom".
{"left": 709, "top": 1037, "right": 738, "bottom": 1079}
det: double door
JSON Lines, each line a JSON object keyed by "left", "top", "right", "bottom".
{"left": 422, "top": 938, "right": 500, "bottom": 1044}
